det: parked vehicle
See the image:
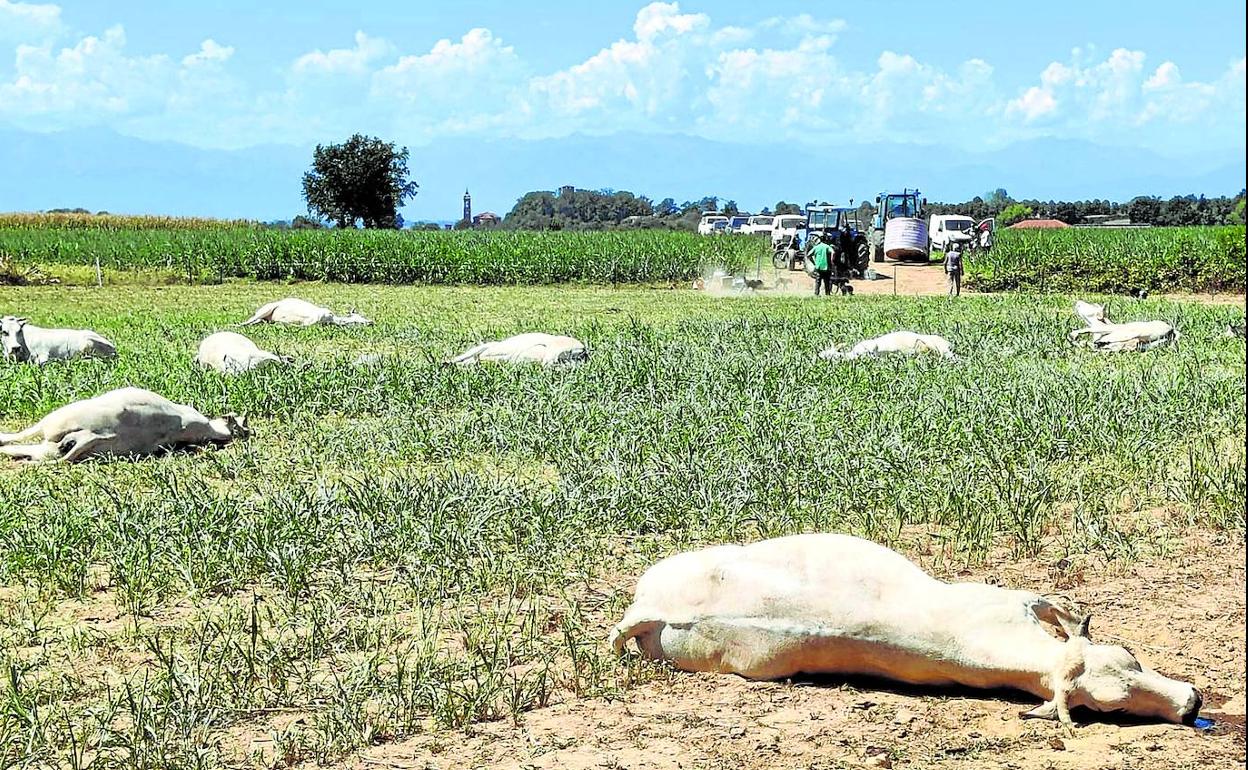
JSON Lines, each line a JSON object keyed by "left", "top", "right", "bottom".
{"left": 746, "top": 215, "right": 775, "bottom": 236}
{"left": 697, "top": 214, "right": 729, "bottom": 235}
{"left": 799, "top": 205, "right": 871, "bottom": 277}
{"left": 928, "top": 214, "right": 976, "bottom": 251}
{"left": 727, "top": 215, "right": 751, "bottom": 233}
{"left": 771, "top": 214, "right": 807, "bottom": 246}
{"left": 772, "top": 233, "right": 805, "bottom": 271}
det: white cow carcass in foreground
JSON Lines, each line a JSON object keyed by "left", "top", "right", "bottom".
{"left": 196, "top": 332, "right": 288, "bottom": 375}
{"left": 240, "top": 298, "right": 371, "bottom": 327}
{"left": 819, "top": 331, "right": 954, "bottom": 361}
{"left": 1, "top": 316, "right": 117, "bottom": 365}
{"left": 611, "top": 534, "right": 1201, "bottom": 728}
{"left": 0, "top": 387, "right": 249, "bottom": 463}
{"left": 1069, "top": 300, "right": 1177, "bottom": 352}
{"left": 448, "top": 333, "right": 588, "bottom": 366}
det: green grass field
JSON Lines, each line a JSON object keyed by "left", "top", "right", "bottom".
{"left": 0, "top": 284, "right": 1244, "bottom": 767}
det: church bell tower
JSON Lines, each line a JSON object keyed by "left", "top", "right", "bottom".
{"left": 463, "top": 189, "right": 472, "bottom": 224}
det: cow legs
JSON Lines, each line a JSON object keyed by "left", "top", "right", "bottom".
{"left": 0, "top": 442, "right": 61, "bottom": 462}
{"left": 447, "top": 343, "right": 491, "bottom": 365}
{"left": 0, "top": 420, "right": 45, "bottom": 446}
{"left": 59, "top": 430, "right": 111, "bottom": 463}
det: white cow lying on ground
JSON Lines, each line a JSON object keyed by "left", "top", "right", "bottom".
{"left": 1069, "top": 300, "right": 1177, "bottom": 352}
{"left": 195, "top": 332, "right": 287, "bottom": 374}
{"left": 611, "top": 534, "right": 1201, "bottom": 728}
{"left": 448, "top": 333, "right": 588, "bottom": 366}
{"left": 240, "top": 298, "right": 371, "bottom": 327}
{"left": 1, "top": 316, "right": 117, "bottom": 365}
{"left": 819, "top": 331, "right": 954, "bottom": 361}
{"left": 0, "top": 387, "right": 249, "bottom": 462}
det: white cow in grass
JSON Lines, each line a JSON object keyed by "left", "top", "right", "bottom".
{"left": 1, "top": 316, "right": 116, "bottom": 365}
{"left": 612, "top": 534, "right": 1202, "bottom": 729}
{"left": 819, "top": 331, "right": 954, "bottom": 361}
{"left": 196, "top": 332, "right": 287, "bottom": 375}
{"left": 0, "top": 387, "right": 249, "bottom": 463}
{"left": 448, "top": 333, "right": 588, "bottom": 366}
{"left": 1069, "top": 301, "right": 1177, "bottom": 352}
{"left": 240, "top": 298, "right": 371, "bottom": 327}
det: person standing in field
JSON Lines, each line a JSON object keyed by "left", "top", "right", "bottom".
{"left": 809, "top": 234, "right": 834, "bottom": 297}
{"left": 945, "top": 241, "right": 964, "bottom": 296}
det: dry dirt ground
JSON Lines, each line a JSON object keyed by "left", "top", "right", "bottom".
{"left": 337, "top": 532, "right": 1246, "bottom": 770}
{"left": 706, "top": 262, "right": 1248, "bottom": 303}
{"left": 701, "top": 262, "right": 951, "bottom": 298}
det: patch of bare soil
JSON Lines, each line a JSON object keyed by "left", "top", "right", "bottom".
{"left": 700, "top": 262, "right": 958, "bottom": 299}
{"left": 342, "top": 533, "right": 1245, "bottom": 770}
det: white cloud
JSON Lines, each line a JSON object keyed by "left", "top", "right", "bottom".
{"left": 0, "top": 0, "right": 61, "bottom": 45}
{"left": 1005, "top": 48, "right": 1246, "bottom": 148}
{"left": 1008, "top": 86, "right": 1057, "bottom": 121}
{"left": 293, "top": 31, "right": 391, "bottom": 76}
{"left": 0, "top": 26, "right": 173, "bottom": 125}
{"left": 0, "top": 3, "right": 1242, "bottom": 156}
{"left": 182, "top": 39, "right": 233, "bottom": 68}
{"left": 371, "top": 28, "right": 527, "bottom": 140}
{"left": 633, "top": 2, "right": 708, "bottom": 41}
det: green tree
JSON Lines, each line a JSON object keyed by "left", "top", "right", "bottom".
{"left": 773, "top": 201, "right": 802, "bottom": 215}
{"left": 998, "top": 203, "right": 1033, "bottom": 226}
{"left": 984, "top": 188, "right": 1011, "bottom": 206}
{"left": 302, "top": 134, "right": 419, "bottom": 229}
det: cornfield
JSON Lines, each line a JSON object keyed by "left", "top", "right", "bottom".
{"left": 0, "top": 227, "right": 764, "bottom": 284}
{"left": 967, "top": 225, "right": 1245, "bottom": 294}
{"left": 0, "top": 212, "right": 258, "bottom": 230}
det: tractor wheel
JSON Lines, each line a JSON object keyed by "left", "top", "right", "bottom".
{"left": 856, "top": 241, "right": 870, "bottom": 274}
{"left": 871, "top": 243, "right": 885, "bottom": 263}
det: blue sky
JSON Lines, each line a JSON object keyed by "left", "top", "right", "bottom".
{"left": 1, "top": 1, "right": 1244, "bottom": 218}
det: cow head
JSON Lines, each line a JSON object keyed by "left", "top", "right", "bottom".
{"left": 1074, "top": 301, "right": 1108, "bottom": 327}
{"left": 818, "top": 344, "right": 846, "bottom": 361}
{"left": 212, "top": 413, "right": 251, "bottom": 441}
{"left": 1, "top": 316, "right": 29, "bottom": 360}
{"left": 335, "top": 308, "right": 373, "bottom": 327}
{"left": 1024, "top": 613, "right": 1201, "bottom": 726}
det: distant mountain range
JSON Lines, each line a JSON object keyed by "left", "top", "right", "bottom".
{"left": 1, "top": 127, "right": 1243, "bottom": 221}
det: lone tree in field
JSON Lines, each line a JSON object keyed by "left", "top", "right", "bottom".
{"left": 301, "top": 134, "right": 419, "bottom": 229}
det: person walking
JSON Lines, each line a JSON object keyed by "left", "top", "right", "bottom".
{"left": 809, "top": 234, "right": 834, "bottom": 297}
{"left": 945, "top": 241, "right": 964, "bottom": 296}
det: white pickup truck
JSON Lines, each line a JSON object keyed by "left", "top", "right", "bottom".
{"left": 928, "top": 215, "right": 976, "bottom": 251}
{"left": 697, "top": 213, "right": 729, "bottom": 235}
{"left": 745, "top": 215, "right": 775, "bottom": 236}
{"left": 770, "top": 214, "right": 807, "bottom": 246}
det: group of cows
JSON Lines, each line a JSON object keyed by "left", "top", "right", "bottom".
{"left": 0, "top": 294, "right": 1226, "bottom": 731}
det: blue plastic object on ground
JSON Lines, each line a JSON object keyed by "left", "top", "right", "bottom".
{"left": 1193, "top": 717, "right": 1215, "bottom": 730}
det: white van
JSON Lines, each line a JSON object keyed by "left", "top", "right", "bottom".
{"left": 928, "top": 215, "right": 976, "bottom": 250}
{"left": 771, "top": 214, "right": 807, "bottom": 245}
{"left": 745, "top": 215, "right": 775, "bottom": 236}
{"left": 697, "top": 213, "right": 729, "bottom": 235}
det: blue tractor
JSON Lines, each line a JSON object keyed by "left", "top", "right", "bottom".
{"left": 804, "top": 203, "right": 870, "bottom": 277}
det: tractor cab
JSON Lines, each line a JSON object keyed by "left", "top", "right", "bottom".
{"left": 872, "top": 191, "right": 923, "bottom": 230}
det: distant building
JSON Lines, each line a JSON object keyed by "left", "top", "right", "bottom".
{"left": 473, "top": 211, "right": 500, "bottom": 227}
{"left": 463, "top": 189, "right": 472, "bottom": 224}
{"left": 559, "top": 185, "right": 575, "bottom": 197}
{"left": 1081, "top": 214, "right": 1135, "bottom": 227}
{"left": 1008, "top": 218, "right": 1070, "bottom": 229}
